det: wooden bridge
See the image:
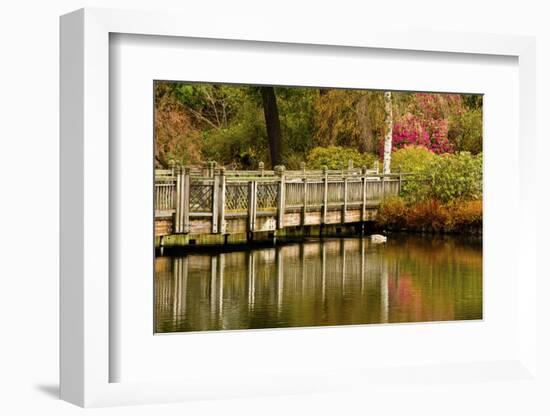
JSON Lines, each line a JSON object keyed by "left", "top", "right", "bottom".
{"left": 155, "top": 161, "right": 406, "bottom": 247}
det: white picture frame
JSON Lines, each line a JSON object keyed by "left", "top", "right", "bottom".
{"left": 60, "top": 8, "right": 538, "bottom": 408}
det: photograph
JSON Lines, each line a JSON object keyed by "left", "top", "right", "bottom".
{"left": 153, "top": 81, "right": 483, "bottom": 333}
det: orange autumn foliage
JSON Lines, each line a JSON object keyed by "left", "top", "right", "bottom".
{"left": 378, "top": 197, "right": 482, "bottom": 234}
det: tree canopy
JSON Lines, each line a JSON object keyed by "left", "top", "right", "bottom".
{"left": 154, "top": 81, "right": 482, "bottom": 169}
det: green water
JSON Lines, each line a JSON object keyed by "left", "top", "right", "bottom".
{"left": 155, "top": 235, "right": 482, "bottom": 333}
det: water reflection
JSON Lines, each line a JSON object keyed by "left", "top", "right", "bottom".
{"left": 155, "top": 235, "right": 482, "bottom": 333}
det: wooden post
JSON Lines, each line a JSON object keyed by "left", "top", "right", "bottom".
{"left": 211, "top": 170, "right": 220, "bottom": 233}
{"left": 374, "top": 160, "right": 379, "bottom": 174}
{"left": 248, "top": 180, "right": 257, "bottom": 233}
{"left": 397, "top": 165, "right": 402, "bottom": 194}
{"left": 259, "top": 161, "right": 264, "bottom": 177}
{"left": 182, "top": 167, "right": 190, "bottom": 233}
{"left": 361, "top": 166, "right": 367, "bottom": 222}
{"left": 322, "top": 165, "right": 328, "bottom": 224}
{"left": 275, "top": 165, "right": 286, "bottom": 229}
{"left": 168, "top": 159, "right": 176, "bottom": 176}
{"left": 300, "top": 161, "right": 306, "bottom": 176}
{"left": 342, "top": 178, "right": 348, "bottom": 223}
{"left": 302, "top": 175, "right": 308, "bottom": 226}
{"left": 174, "top": 165, "right": 183, "bottom": 233}
{"left": 348, "top": 159, "right": 354, "bottom": 172}
{"left": 218, "top": 167, "right": 226, "bottom": 234}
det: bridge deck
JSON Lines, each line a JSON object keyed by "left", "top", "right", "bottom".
{"left": 154, "top": 163, "right": 404, "bottom": 247}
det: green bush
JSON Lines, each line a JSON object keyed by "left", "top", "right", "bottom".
{"left": 392, "top": 146, "right": 437, "bottom": 201}
{"left": 429, "top": 152, "right": 482, "bottom": 203}
{"left": 400, "top": 151, "right": 483, "bottom": 203}
{"left": 391, "top": 145, "right": 437, "bottom": 174}
{"left": 306, "top": 146, "right": 377, "bottom": 170}
{"left": 202, "top": 104, "right": 268, "bottom": 169}
{"left": 448, "top": 108, "right": 483, "bottom": 154}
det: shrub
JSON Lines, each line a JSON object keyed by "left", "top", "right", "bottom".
{"left": 306, "top": 146, "right": 377, "bottom": 170}
{"left": 384, "top": 113, "right": 454, "bottom": 155}
{"left": 399, "top": 151, "right": 482, "bottom": 203}
{"left": 202, "top": 105, "right": 268, "bottom": 169}
{"left": 378, "top": 197, "right": 482, "bottom": 233}
{"left": 428, "top": 152, "right": 483, "bottom": 203}
{"left": 391, "top": 146, "right": 437, "bottom": 174}
{"left": 448, "top": 108, "right": 483, "bottom": 154}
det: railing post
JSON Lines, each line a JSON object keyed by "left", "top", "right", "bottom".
{"left": 209, "top": 161, "right": 216, "bottom": 178}
{"left": 348, "top": 159, "right": 354, "bottom": 172}
{"left": 322, "top": 165, "right": 328, "bottom": 224}
{"left": 174, "top": 165, "right": 183, "bottom": 233}
{"left": 218, "top": 167, "right": 226, "bottom": 234}
{"left": 361, "top": 166, "right": 367, "bottom": 222}
{"left": 248, "top": 180, "right": 257, "bottom": 233}
{"left": 374, "top": 160, "right": 379, "bottom": 174}
{"left": 212, "top": 169, "right": 220, "bottom": 233}
{"left": 302, "top": 173, "right": 308, "bottom": 226}
{"left": 169, "top": 159, "right": 176, "bottom": 176}
{"left": 342, "top": 176, "right": 348, "bottom": 223}
{"left": 397, "top": 165, "right": 402, "bottom": 194}
{"left": 259, "top": 161, "right": 264, "bottom": 177}
{"left": 275, "top": 165, "right": 286, "bottom": 229}
{"left": 182, "top": 167, "right": 190, "bottom": 233}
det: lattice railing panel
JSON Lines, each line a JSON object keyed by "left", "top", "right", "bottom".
{"left": 225, "top": 184, "right": 249, "bottom": 212}
{"left": 256, "top": 183, "right": 278, "bottom": 210}
{"left": 189, "top": 184, "right": 213, "bottom": 212}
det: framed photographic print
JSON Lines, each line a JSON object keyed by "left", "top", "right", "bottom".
{"left": 60, "top": 8, "right": 538, "bottom": 408}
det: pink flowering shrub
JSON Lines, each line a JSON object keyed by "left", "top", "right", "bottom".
{"left": 379, "top": 93, "right": 458, "bottom": 156}
{"left": 379, "top": 113, "right": 453, "bottom": 156}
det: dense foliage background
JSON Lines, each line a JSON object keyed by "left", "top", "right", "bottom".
{"left": 154, "top": 82, "right": 482, "bottom": 170}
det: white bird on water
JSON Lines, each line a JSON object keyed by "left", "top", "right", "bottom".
{"left": 370, "top": 234, "right": 387, "bottom": 244}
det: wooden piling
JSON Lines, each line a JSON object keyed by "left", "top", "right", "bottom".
{"left": 182, "top": 167, "right": 190, "bottom": 233}
{"left": 361, "top": 166, "right": 367, "bottom": 222}
{"left": 322, "top": 166, "right": 328, "bottom": 224}
{"left": 211, "top": 171, "right": 220, "bottom": 233}
{"left": 248, "top": 180, "right": 257, "bottom": 233}
{"left": 174, "top": 165, "right": 183, "bottom": 233}
{"left": 218, "top": 167, "right": 226, "bottom": 234}
{"left": 276, "top": 165, "right": 286, "bottom": 229}
{"left": 302, "top": 175, "right": 308, "bottom": 226}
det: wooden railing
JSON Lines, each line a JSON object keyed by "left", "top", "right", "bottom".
{"left": 155, "top": 161, "right": 408, "bottom": 235}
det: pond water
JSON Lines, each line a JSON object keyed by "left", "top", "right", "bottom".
{"left": 155, "top": 235, "right": 482, "bottom": 333}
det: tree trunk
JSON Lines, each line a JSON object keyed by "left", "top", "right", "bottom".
{"left": 260, "top": 86, "right": 283, "bottom": 167}
{"left": 383, "top": 91, "right": 393, "bottom": 174}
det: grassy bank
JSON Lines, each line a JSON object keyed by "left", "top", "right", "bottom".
{"left": 377, "top": 197, "right": 482, "bottom": 235}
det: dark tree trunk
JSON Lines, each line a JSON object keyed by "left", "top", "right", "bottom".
{"left": 260, "top": 86, "right": 283, "bottom": 167}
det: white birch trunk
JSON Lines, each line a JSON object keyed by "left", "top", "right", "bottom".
{"left": 383, "top": 91, "right": 393, "bottom": 174}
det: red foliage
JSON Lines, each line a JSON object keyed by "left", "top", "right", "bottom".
{"left": 379, "top": 93, "right": 461, "bottom": 156}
